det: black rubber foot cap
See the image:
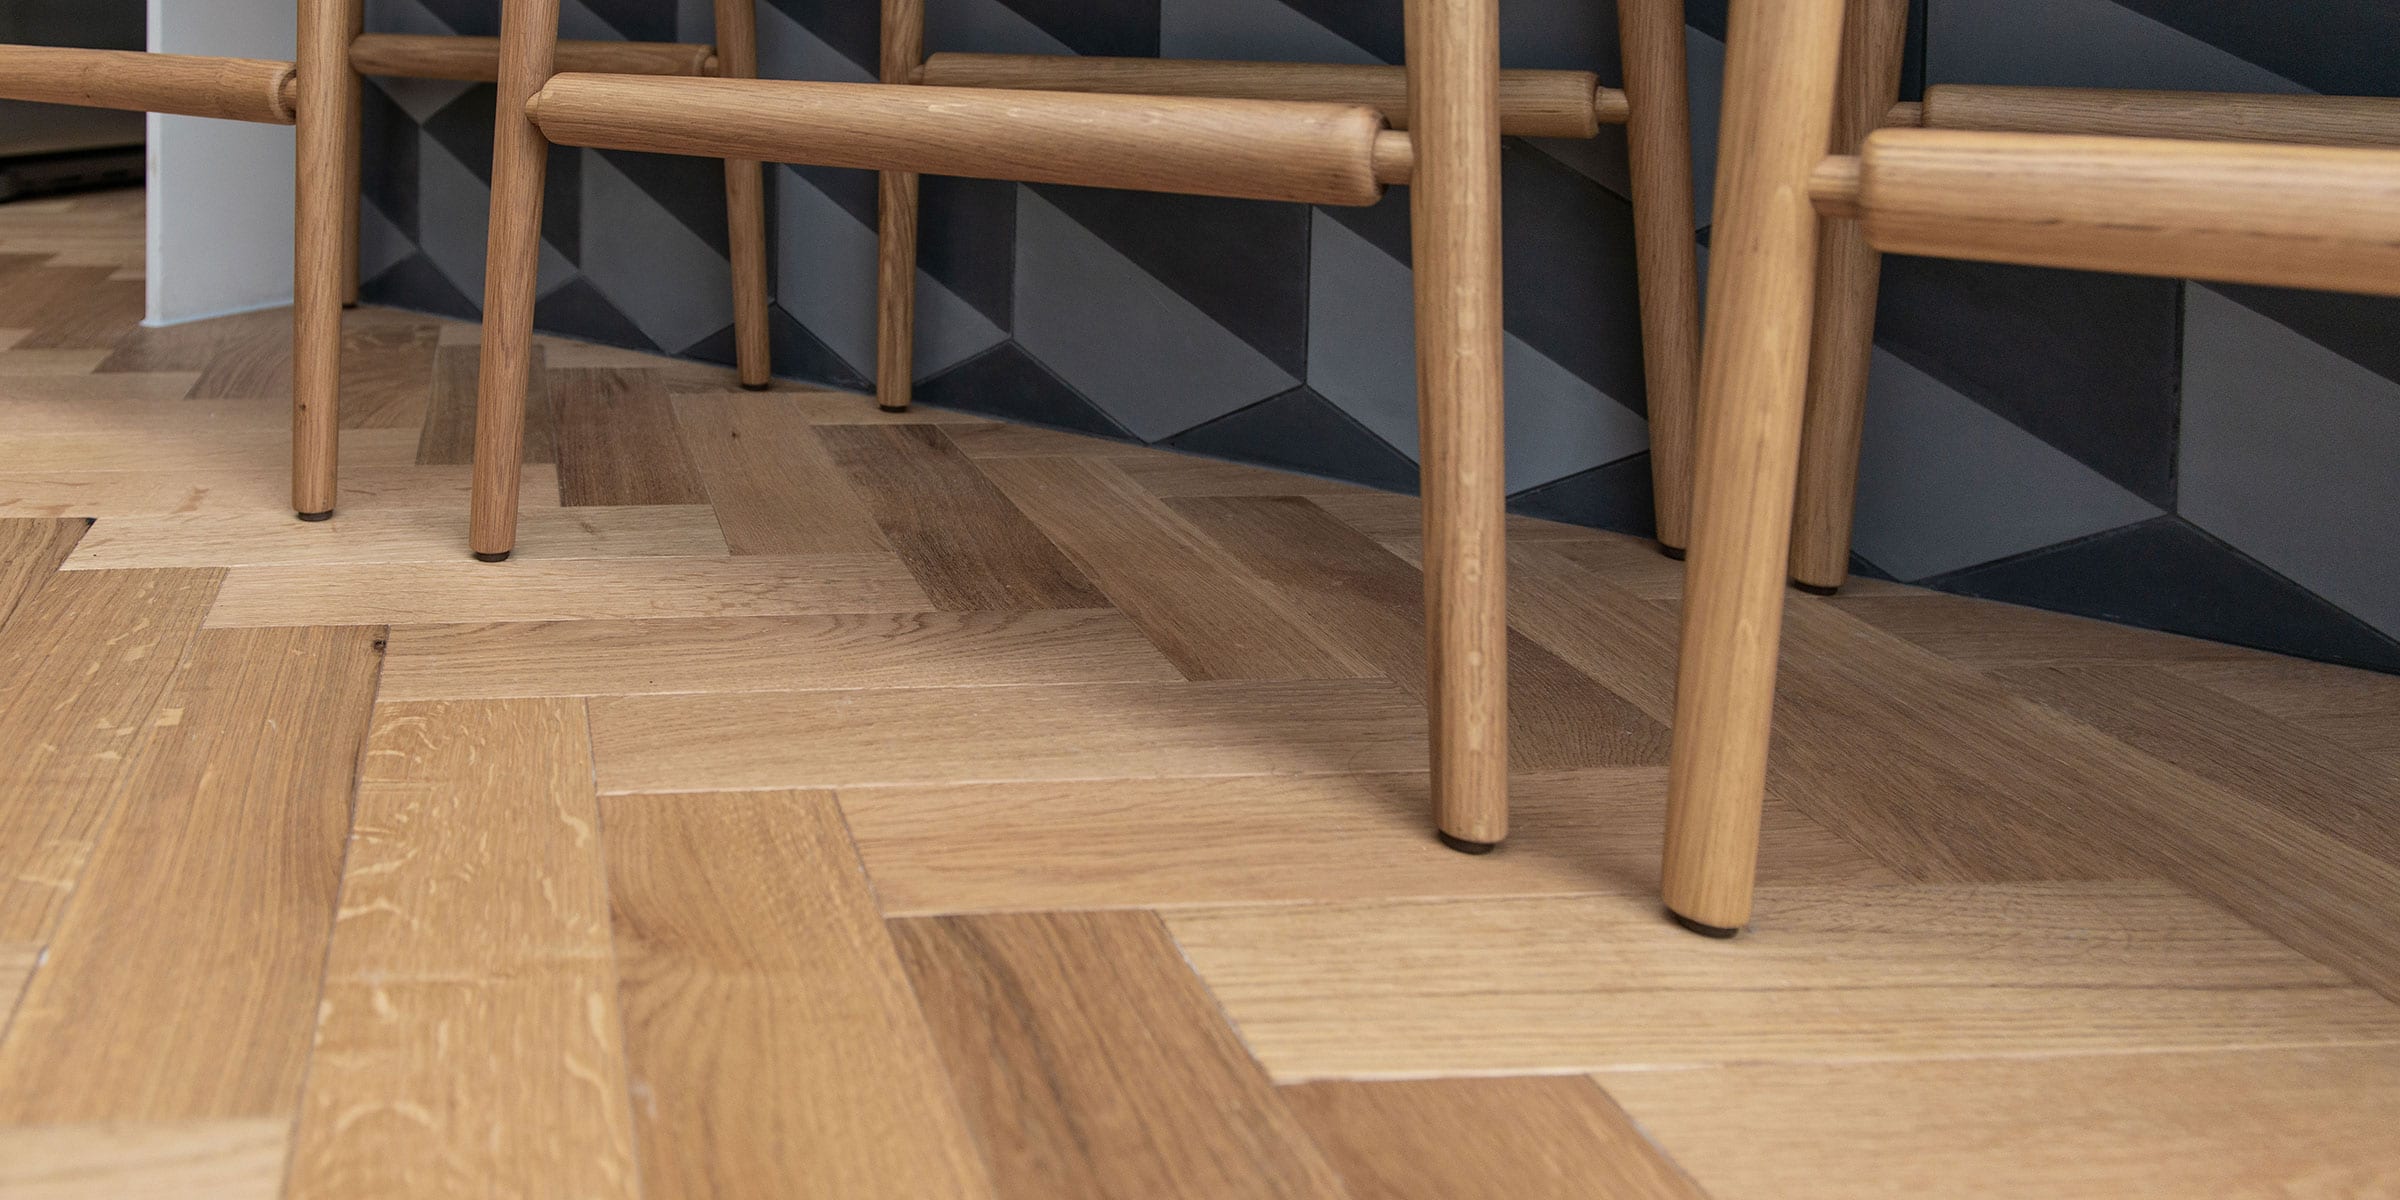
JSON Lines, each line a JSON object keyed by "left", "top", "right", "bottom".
{"left": 1656, "top": 542, "right": 1687, "bottom": 561}
{"left": 1792, "top": 580, "right": 1841, "bottom": 597}
{"left": 473, "top": 550, "right": 511, "bottom": 564}
{"left": 740, "top": 381, "right": 772, "bottom": 392}
{"left": 296, "top": 509, "right": 334, "bottom": 523}
{"left": 1669, "top": 909, "right": 1741, "bottom": 939}
{"left": 1438, "top": 832, "right": 1499, "bottom": 856}
{"left": 342, "top": 301, "right": 359, "bottom": 310}
{"left": 878, "top": 405, "right": 912, "bottom": 414}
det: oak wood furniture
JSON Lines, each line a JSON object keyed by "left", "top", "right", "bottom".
{"left": 880, "top": 3, "right": 1704, "bottom": 556}
{"left": 1669, "top": 0, "right": 2400, "bottom": 935}
{"left": 470, "top": 0, "right": 1550, "bottom": 852}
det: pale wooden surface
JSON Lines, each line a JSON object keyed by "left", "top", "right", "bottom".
{"left": 1616, "top": 0, "right": 1703, "bottom": 553}
{"left": 350, "top": 33, "right": 716, "bottom": 82}
{"left": 3, "top": 191, "right": 2399, "bottom": 1197}
{"left": 1920, "top": 84, "right": 2400, "bottom": 150}
{"left": 0, "top": 47, "right": 296, "bottom": 125}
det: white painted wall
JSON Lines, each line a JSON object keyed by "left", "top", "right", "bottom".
{"left": 145, "top": 0, "right": 296, "bottom": 326}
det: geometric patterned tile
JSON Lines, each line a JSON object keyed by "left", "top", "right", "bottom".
{"left": 1163, "top": 385, "right": 1421, "bottom": 494}
{"left": 771, "top": 168, "right": 1007, "bottom": 384}
{"left": 1925, "top": 0, "right": 2308, "bottom": 93}
{"left": 1157, "top": 0, "right": 1376, "bottom": 63}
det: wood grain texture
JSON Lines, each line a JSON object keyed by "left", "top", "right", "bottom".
{"left": 381, "top": 608, "right": 1178, "bottom": 700}
{"left": 288, "top": 699, "right": 640, "bottom": 1200}
{"left": 2162, "top": 655, "right": 2400, "bottom": 768}
{"left": 1603, "top": 1046, "right": 2400, "bottom": 1200}
{"left": 1827, "top": 591, "right": 2265, "bottom": 667}
{"left": 604, "top": 791, "right": 996, "bottom": 1199}
{"left": 0, "top": 425, "right": 417, "bottom": 475}
{"left": 0, "top": 941, "right": 32, "bottom": 1026}
{"left": 974, "top": 458, "right": 1372, "bottom": 681}
{"left": 842, "top": 769, "right": 1893, "bottom": 915}
{"left": 551, "top": 367, "right": 707, "bottom": 506}
{"left": 1165, "top": 881, "right": 2400, "bottom": 1078}
{"left": 936, "top": 421, "right": 1131, "bottom": 457}
{"left": 1920, "top": 84, "right": 2400, "bottom": 149}
{"left": 0, "top": 518, "right": 84, "bottom": 630}
{"left": 891, "top": 910, "right": 1346, "bottom": 1199}
{"left": 420, "top": 341, "right": 554, "bottom": 466}
{"left": 670, "top": 392, "right": 891, "bottom": 554}
{"left": 818, "top": 423, "right": 1108, "bottom": 611}
{"left": 1284, "top": 1077, "right": 1707, "bottom": 1200}
{"left": 0, "top": 626, "right": 380, "bottom": 1124}
{"left": 1617, "top": 0, "right": 1703, "bottom": 553}
{"left": 589, "top": 679, "right": 1428, "bottom": 793}
{"left": 66, "top": 504, "right": 726, "bottom": 569}
{"left": 0, "top": 1118, "right": 289, "bottom": 1200}
{"left": 1169, "top": 494, "right": 1667, "bottom": 766}
{"left": 205, "top": 554, "right": 928, "bottom": 627}
{"left": 0, "top": 568, "right": 221, "bottom": 942}
{"left": 0, "top": 464, "right": 560, "bottom": 520}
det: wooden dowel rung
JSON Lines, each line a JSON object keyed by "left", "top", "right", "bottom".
{"left": 0, "top": 45, "right": 295, "bottom": 124}
{"left": 1839, "top": 129, "right": 2400, "bottom": 297}
{"left": 918, "top": 53, "right": 1607, "bottom": 139}
{"left": 527, "top": 75, "right": 1391, "bottom": 207}
{"left": 1918, "top": 85, "right": 2400, "bottom": 150}
{"left": 350, "top": 33, "right": 716, "bottom": 82}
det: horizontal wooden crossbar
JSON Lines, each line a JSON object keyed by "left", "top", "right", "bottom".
{"left": 1914, "top": 85, "right": 2400, "bottom": 150}
{"left": 350, "top": 34, "right": 716, "bottom": 83}
{"left": 918, "top": 53, "right": 1616, "bottom": 139}
{"left": 1809, "top": 129, "right": 2400, "bottom": 297}
{"left": 527, "top": 74, "right": 1393, "bottom": 206}
{"left": 0, "top": 45, "right": 295, "bottom": 124}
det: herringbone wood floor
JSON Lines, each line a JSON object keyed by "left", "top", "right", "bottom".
{"left": 3, "top": 189, "right": 2399, "bottom": 1199}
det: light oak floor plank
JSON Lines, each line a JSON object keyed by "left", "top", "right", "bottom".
{"left": 588, "top": 679, "right": 1430, "bottom": 793}
{"left": 938, "top": 422, "right": 1139, "bottom": 458}
{"left": 1601, "top": 1046, "right": 2400, "bottom": 1200}
{"left": 1108, "top": 453, "right": 1379, "bottom": 499}
{"left": 1826, "top": 591, "right": 2268, "bottom": 668}
{"left": 205, "top": 554, "right": 929, "bottom": 628}
{"left": 604, "top": 791, "right": 997, "bottom": 1199}
{"left": 973, "top": 457, "right": 1375, "bottom": 681}
{"left": 417, "top": 343, "right": 554, "bottom": 467}
{"left": 0, "top": 426, "right": 418, "bottom": 475}
{"left": 842, "top": 769, "right": 1895, "bottom": 916}
{"left": 552, "top": 368, "right": 708, "bottom": 507}
{"left": 0, "top": 1117, "right": 289, "bottom": 1200}
{"left": 0, "top": 371, "right": 203, "bottom": 405}
{"left": 892, "top": 910, "right": 1347, "bottom": 1200}
{"left": 287, "top": 699, "right": 641, "bottom": 1200}
{"left": 2161, "top": 654, "right": 2400, "bottom": 769}
{"left": 0, "top": 568, "right": 222, "bottom": 942}
{"left": 66, "top": 504, "right": 726, "bottom": 570}
{"left": 0, "top": 517, "right": 83, "bottom": 630}
{"left": 0, "top": 942, "right": 32, "bottom": 1029}
{"left": 671, "top": 392, "right": 894, "bottom": 555}
{"left": 381, "top": 608, "right": 1181, "bottom": 700}
{"left": 0, "top": 464, "right": 562, "bottom": 521}
{"left": 1164, "top": 882, "right": 2400, "bottom": 1079}
{"left": 1283, "top": 1077, "right": 1708, "bottom": 1200}
{"left": 0, "top": 626, "right": 380, "bottom": 1124}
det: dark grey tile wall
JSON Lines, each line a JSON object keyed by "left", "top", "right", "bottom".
{"left": 356, "top": 0, "right": 2400, "bottom": 673}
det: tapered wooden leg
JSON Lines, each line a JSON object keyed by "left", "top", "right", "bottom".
{"left": 292, "top": 0, "right": 360, "bottom": 520}
{"left": 876, "top": 0, "right": 925, "bottom": 413}
{"left": 1789, "top": 0, "right": 1911, "bottom": 593}
{"left": 1661, "top": 0, "right": 1849, "bottom": 935}
{"left": 1618, "top": 0, "right": 1702, "bottom": 558}
{"left": 1408, "top": 0, "right": 1509, "bottom": 850}
{"left": 467, "top": 0, "right": 560, "bottom": 561}
{"left": 713, "top": 0, "right": 773, "bottom": 390}
{"left": 338, "top": 1, "right": 364, "bottom": 308}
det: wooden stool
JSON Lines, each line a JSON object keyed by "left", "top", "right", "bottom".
{"left": 873, "top": 3, "right": 1704, "bottom": 557}
{"left": 1784, "top": 7, "right": 2400, "bottom": 593}
{"left": 469, "top": 0, "right": 1535, "bottom": 851}
{"left": 345, "top": 13, "right": 773, "bottom": 388}
{"left": 1666, "top": 0, "right": 2400, "bottom": 934}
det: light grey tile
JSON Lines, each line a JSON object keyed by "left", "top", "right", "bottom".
{"left": 758, "top": 1, "right": 875, "bottom": 82}
{"left": 1927, "top": 0, "right": 2309, "bottom": 93}
{"left": 365, "top": 0, "right": 458, "bottom": 38}
{"left": 677, "top": 0, "right": 712, "bottom": 45}
{"left": 367, "top": 75, "right": 473, "bottom": 125}
{"left": 558, "top": 0, "right": 621, "bottom": 43}
{"left": 358, "top": 195, "right": 415, "bottom": 283}
{"left": 2181, "top": 286, "right": 2400, "bottom": 640}
{"left": 414, "top": 130, "right": 492, "bottom": 302}
{"left": 1852, "top": 347, "right": 2160, "bottom": 580}
{"left": 772, "top": 166, "right": 1006, "bottom": 383}
{"left": 579, "top": 154, "right": 734, "bottom": 354}
{"left": 925, "top": 0, "right": 1076, "bottom": 56}
{"left": 1304, "top": 213, "right": 1648, "bottom": 490}
{"left": 1012, "top": 189, "right": 1296, "bottom": 441}
{"left": 1160, "top": 0, "right": 1379, "bottom": 64}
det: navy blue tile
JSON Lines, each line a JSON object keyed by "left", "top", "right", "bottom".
{"left": 915, "top": 342, "right": 1136, "bottom": 440}
{"left": 1927, "top": 516, "right": 2400, "bottom": 674}
{"left": 1688, "top": 0, "right": 1927, "bottom": 95}
{"left": 1164, "top": 386, "right": 1420, "bottom": 492}
{"left": 1277, "top": 0, "right": 1401, "bottom": 62}
{"left": 363, "top": 253, "right": 481, "bottom": 321}
{"left": 597, "top": 149, "right": 735, "bottom": 257}
{"left": 2109, "top": 0, "right": 2400, "bottom": 97}
{"left": 575, "top": 0, "right": 675, "bottom": 42}
{"left": 1031, "top": 184, "right": 1311, "bottom": 376}
{"left": 420, "top": 87, "right": 582, "bottom": 263}
{"left": 535, "top": 277, "right": 660, "bottom": 353}
{"left": 1506, "top": 452, "right": 1655, "bottom": 539}
{"left": 1314, "top": 184, "right": 1412, "bottom": 265}
{"left": 989, "top": 0, "right": 1159, "bottom": 57}
{"left": 919, "top": 175, "right": 1016, "bottom": 330}
{"left": 763, "top": 0, "right": 877, "bottom": 74}
{"left": 790, "top": 163, "right": 878, "bottom": 230}
{"left": 685, "top": 303, "right": 875, "bottom": 392}
{"left": 1875, "top": 257, "right": 2182, "bottom": 508}
{"left": 415, "top": 0, "right": 494, "bottom": 36}
{"left": 359, "top": 83, "right": 420, "bottom": 243}
{"left": 2209, "top": 284, "right": 2400, "bottom": 389}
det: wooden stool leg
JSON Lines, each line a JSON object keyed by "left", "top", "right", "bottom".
{"left": 1661, "top": 0, "right": 1849, "bottom": 935}
{"left": 338, "top": 1, "right": 364, "bottom": 309}
{"left": 876, "top": 0, "right": 924, "bottom": 413}
{"left": 1618, "top": 0, "right": 1702, "bottom": 559}
{"left": 1408, "top": 0, "right": 1509, "bottom": 851}
{"left": 1789, "top": 0, "right": 1910, "bottom": 593}
{"left": 468, "top": 0, "right": 560, "bottom": 562}
{"left": 714, "top": 0, "right": 773, "bottom": 390}
{"left": 292, "top": 0, "right": 360, "bottom": 521}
